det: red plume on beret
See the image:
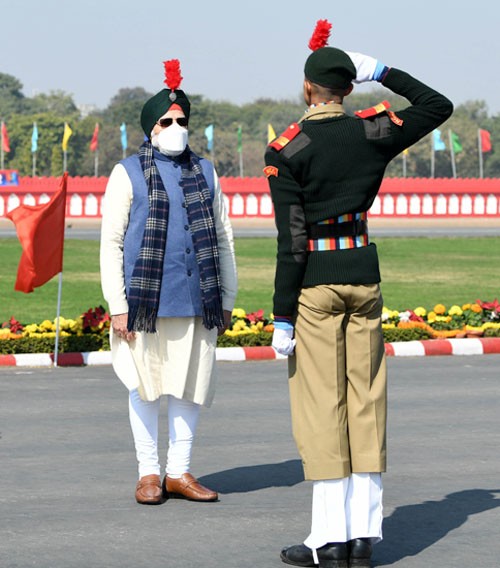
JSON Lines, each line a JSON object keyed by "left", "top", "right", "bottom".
{"left": 308, "top": 19, "right": 332, "bottom": 51}
{"left": 163, "top": 59, "right": 183, "bottom": 91}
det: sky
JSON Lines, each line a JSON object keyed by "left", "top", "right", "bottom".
{"left": 3, "top": 0, "right": 500, "bottom": 116}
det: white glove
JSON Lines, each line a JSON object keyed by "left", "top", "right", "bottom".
{"left": 346, "top": 51, "right": 387, "bottom": 84}
{"left": 272, "top": 326, "right": 296, "bottom": 356}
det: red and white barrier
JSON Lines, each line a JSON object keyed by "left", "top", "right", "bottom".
{"left": 1, "top": 338, "right": 500, "bottom": 367}
{"left": 1, "top": 176, "right": 499, "bottom": 219}
{"left": 384, "top": 337, "right": 500, "bottom": 357}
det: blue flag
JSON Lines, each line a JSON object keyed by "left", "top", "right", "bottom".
{"left": 433, "top": 129, "right": 446, "bottom": 151}
{"left": 205, "top": 124, "right": 214, "bottom": 152}
{"left": 120, "top": 122, "right": 128, "bottom": 151}
{"left": 31, "top": 122, "right": 38, "bottom": 153}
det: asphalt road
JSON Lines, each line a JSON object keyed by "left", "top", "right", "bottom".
{"left": 1, "top": 217, "right": 500, "bottom": 240}
{"left": 1, "top": 355, "right": 499, "bottom": 568}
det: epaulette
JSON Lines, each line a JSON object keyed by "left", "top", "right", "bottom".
{"left": 355, "top": 100, "right": 391, "bottom": 119}
{"left": 268, "top": 123, "right": 301, "bottom": 152}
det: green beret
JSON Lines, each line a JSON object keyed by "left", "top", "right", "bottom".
{"left": 304, "top": 47, "right": 356, "bottom": 90}
{"left": 140, "top": 89, "right": 191, "bottom": 137}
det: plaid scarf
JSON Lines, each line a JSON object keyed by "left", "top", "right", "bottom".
{"left": 127, "top": 141, "right": 224, "bottom": 332}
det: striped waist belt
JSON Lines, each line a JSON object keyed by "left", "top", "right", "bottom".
{"left": 307, "top": 212, "right": 369, "bottom": 251}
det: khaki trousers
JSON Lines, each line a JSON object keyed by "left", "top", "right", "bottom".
{"left": 288, "top": 284, "right": 387, "bottom": 480}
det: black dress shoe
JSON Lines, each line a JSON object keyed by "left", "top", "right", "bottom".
{"left": 348, "top": 538, "right": 372, "bottom": 567}
{"left": 280, "top": 543, "right": 316, "bottom": 567}
{"left": 316, "top": 542, "right": 348, "bottom": 568}
{"left": 281, "top": 542, "right": 348, "bottom": 568}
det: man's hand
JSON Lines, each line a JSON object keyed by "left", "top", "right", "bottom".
{"left": 111, "top": 313, "right": 136, "bottom": 342}
{"left": 217, "top": 310, "right": 232, "bottom": 336}
{"left": 346, "top": 51, "right": 388, "bottom": 84}
{"left": 272, "top": 322, "right": 296, "bottom": 356}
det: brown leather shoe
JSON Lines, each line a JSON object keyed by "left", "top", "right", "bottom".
{"left": 163, "top": 473, "right": 218, "bottom": 502}
{"left": 135, "top": 474, "right": 163, "bottom": 505}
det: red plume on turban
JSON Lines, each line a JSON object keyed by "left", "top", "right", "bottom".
{"left": 163, "top": 59, "right": 183, "bottom": 91}
{"left": 308, "top": 19, "right": 332, "bottom": 51}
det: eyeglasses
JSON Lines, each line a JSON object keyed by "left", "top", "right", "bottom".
{"left": 156, "top": 117, "right": 188, "bottom": 128}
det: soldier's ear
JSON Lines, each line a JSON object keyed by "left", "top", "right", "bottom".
{"left": 303, "top": 79, "right": 313, "bottom": 103}
{"left": 344, "top": 83, "right": 354, "bottom": 97}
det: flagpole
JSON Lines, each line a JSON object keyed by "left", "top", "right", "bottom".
{"left": 121, "top": 123, "right": 127, "bottom": 160}
{"left": 238, "top": 124, "right": 243, "bottom": 177}
{"left": 53, "top": 173, "right": 67, "bottom": 367}
{"left": 211, "top": 126, "right": 215, "bottom": 166}
{"left": 94, "top": 150, "right": 99, "bottom": 177}
{"left": 62, "top": 122, "right": 72, "bottom": 173}
{"left": 430, "top": 135, "right": 435, "bottom": 178}
{"left": 1, "top": 120, "right": 4, "bottom": 170}
{"left": 63, "top": 122, "right": 66, "bottom": 172}
{"left": 448, "top": 130, "right": 457, "bottom": 179}
{"left": 402, "top": 153, "right": 407, "bottom": 178}
{"left": 478, "top": 129, "right": 484, "bottom": 179}
{"left": 54, "top": 272, "right": 63, "bottom": 367}
{"left": 32, "top": 121, "right": 37, "bottom": 176}
{"left": 205, "top": 125, "right": 215, "bottom": 166}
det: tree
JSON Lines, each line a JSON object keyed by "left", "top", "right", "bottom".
{"left": 0, "top": 72, "right": 26, "bottom": 119}
{"left": 27, "top": 91, "right": 78, "bottom": 116}
{"left": 5, "top": 112, "right": 81, "bottom": 176}
{"left": 481, "top": 114, "right": 500, "bottom": 178}
{"left": 1, "top": 70, "right": 498, "bottom": 178}
{"left": 76, "top": 116, "right": 145, "bottom": 177}
{"left": 103, "top": 87, "right": 152, "bottom": 126}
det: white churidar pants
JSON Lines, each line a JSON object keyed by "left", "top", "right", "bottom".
{"left": 304, "top": 473, "right": 383, "bottom": 562}
{"left": 128, "top": 389, "right": 201, "bottom": 479}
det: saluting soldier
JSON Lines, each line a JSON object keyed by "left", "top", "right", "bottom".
{"left": 264, "top": 20, "right": 453, "bottom": 568}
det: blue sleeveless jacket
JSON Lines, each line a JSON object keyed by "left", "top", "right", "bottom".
{"left": 121, "top": 149, "right": 215, "bottom": 318}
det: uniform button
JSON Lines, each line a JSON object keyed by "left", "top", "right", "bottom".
{"left": 184, "top": 224, "right": 189, "bottom": 230}
{"left": 186, "top": 248, "right": 191, "bottom": 254}
{"left": 187, "top": 270, "right": 192, "bottom": 277}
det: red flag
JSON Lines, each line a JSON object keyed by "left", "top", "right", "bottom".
{"left": 90, "top": 123, "right": 99, "bottom": 152}
{"left": 1, "top": 122, "right": 10, "bottom": 152}
{"left": 6, "top": 173, "right": 67, "bottom": 293}
{"left": 480, "top": 129, "right": 492, "bottom": 153}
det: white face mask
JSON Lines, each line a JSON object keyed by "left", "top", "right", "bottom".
{"left": 152, "top": 122, "right": 188, "bottom": 156}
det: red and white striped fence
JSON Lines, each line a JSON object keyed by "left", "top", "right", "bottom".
{"left": 1, "top": 176, "right": 500, "bottom": 219}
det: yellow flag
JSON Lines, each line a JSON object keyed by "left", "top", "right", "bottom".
{"left": 403, "top": 147, "right": 409, "bottom": 155}
{"left": 62, "top": 122, "right": 73, "bottom": 151}
{"left": 267, "top": 124, "right": 277, "bottom": 144}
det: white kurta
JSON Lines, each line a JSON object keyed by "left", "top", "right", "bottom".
{"left": 100, "top": 162, "right": 238, "bottom": 406}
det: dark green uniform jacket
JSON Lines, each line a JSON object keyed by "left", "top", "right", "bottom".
{"left": 265, "top": 68, "right": 454, "bottom": 317}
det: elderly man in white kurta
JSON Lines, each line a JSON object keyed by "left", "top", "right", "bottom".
{"left": 100, "top": 59, "right": 237, "bottom": 505}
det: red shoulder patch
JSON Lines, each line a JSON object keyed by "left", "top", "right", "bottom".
{"left": 268, "top": 123, "right": 301, "bottom": 151}
{"left": 355, "top": 100, "right": 391, "bottom": 119}
{"left": 387, "top": 111, "right": 404, "bottom": 126}
{"left": 263, "top": 165, "right": 279, "bottom": 178}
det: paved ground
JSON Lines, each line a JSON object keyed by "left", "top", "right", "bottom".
{"left": 1, "top": 355, "right": 499, "bottom": 568}
{"left": 2, "top": 216, "right": 500, "bottom": 239}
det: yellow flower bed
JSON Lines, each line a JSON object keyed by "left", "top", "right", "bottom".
{"left": 381, "top": 299, "right": 500, "bottom": 339}
{"left": 2, "top": 302, "right": 500, "bottom": 346}
{"left": 225, "top": 309, "right": 273, "bottom": 337}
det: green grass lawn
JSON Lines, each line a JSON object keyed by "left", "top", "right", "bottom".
{"left": 1, "top": 236, "right": 499, "bottom": 324}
